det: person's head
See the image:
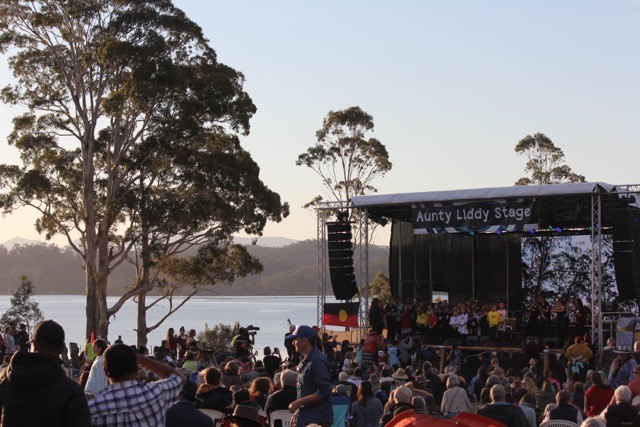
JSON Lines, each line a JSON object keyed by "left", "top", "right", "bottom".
{"left": 224, "top": 360, "right": 240, "bottom": 375}
{"left": 520, "top": 393, "right": 537, "bottom": 407}
{"left": 19, "top": 324, "right": 26, "bottom": 331}
{"left": 393, "top": 386, "right": 412, "bottom": 404}
{"left": 541, "top": 380, "right": 554, "bottom": 392}
{"left": 263, "top": 346, "right": 272, "bottom": 356}
{"left": 354, "top": 367, "right": 362, "bottom": 378}
{"left": 556, "top": 390, "right": 571, "bottom": 405}
{"left": 486, "top": 375, "right": 500, "bottom": 388}
{"left": 575, "top": 336, "right": 583, "bottom": 344}
{"left": 30, "top": 320, "right": 66, "bottom": 356}
{"left": 179, "top": 380, "right": 199, "bottom": 403}
{"left": 287, "top": 325, "right": 317, "bottom": 355}
{"left": 92, "top": 338, "right": 108, "bottom": 356}
{"left": 357, "top": 381, "right": 374, "bottom": 402}
{"left": 281, "top": 369, "right": 297, "bottom": 388}
{"left": 591, "top": 371, "right": 604, "bottom": 387}
{"left": 614, "top": 385, "right": 632, "bottom": 404}
{"left": 249, "top": 377, "right": 272, "bottom": 397}
{"left": 167, "top": 328, "right": 174, "bottom": 338}
{"left": 334, "top": 384, "right": 348, "bottom": 396}
{"left": 490, "top": 384, "right": 506, "bottom": 403}
{"left": 338, "top": 371, "right": 349, "bottom": 382}
{"left": 634, "top": 365, "right": 640, "bottom": 380}
{"left": 574, "top": 382, "right": 584, "bottom": 393}
{"left": 4, "top": 326, "right": 12, "bottom": 334}
{"left": 203, "top": 366, "right": 222, "bottom": 386}
{"left": 446, "top": 375, "right": 459, "bottom": 389}
{"left": 411, "top": 396, "right": 427, "bottom": 413}
{"left": 188, "top": 329, "right": 196, "bottom": 338}
{"left": 179, "top": 326, "right": 185, "bottom": 334}
{"left": 582, "top": 417, "right": 607, "bottom": 427}
{"left": 103, "top": 344, "right": 138, "bottom": 383}
{"left": 523, "top": 377, "right": 537, "bottom": 393}
{"left": 493, "top": 367, "right": 505, "bottom": 378}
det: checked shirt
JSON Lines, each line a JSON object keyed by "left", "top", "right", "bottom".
{"left": 88, "top": 373, "right": 183, "bottom": 427}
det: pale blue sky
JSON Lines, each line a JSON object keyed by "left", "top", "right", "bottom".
{"left": 1, "top": 1, "right": 639, "bottom": 245}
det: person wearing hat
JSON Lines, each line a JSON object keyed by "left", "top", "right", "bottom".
{"left": 286, "top": 325, "right": 333, "bottom": 427}
{"left": 609, "top": 346, "right": 637, "bottom": 389}
{"left": 225, "top": 404, "right": 263, "bottom": 427}
{"left": 0, "top": 319, "right": 91, "bottom": 425}
{"left": 392, "top": 368, "right": 408, "bottom": 387}
{"left": 166, "top": 380, "right": 214, "bottom": 427}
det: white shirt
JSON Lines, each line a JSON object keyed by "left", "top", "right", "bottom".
{"left": 3, "top": 334, "right": 16, "bottom": 355}
{"left": 85, "top": 355, "right": 108, "bottom": 396}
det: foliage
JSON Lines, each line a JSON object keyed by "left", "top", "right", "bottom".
{"left": 521, "top": 236, "right": 618, "bottom": 317}
{"left": 0, "top": 0, "right": 285, "bottom": 339}
{"left": 197, "top": 321, "right": 241, "bottom": 354}
{"left": 296, "top": 106, "right": 391, "bottom": 210}
{"left": 363, "top": 271, "right": 391, "bottom": 301}
{"left": 0, "top": 276, "right": 44, "bottom": 332}
{"left": 514, "top": 133, "right": 585, "bottom": 186}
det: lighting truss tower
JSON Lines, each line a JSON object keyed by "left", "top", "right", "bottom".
{"left": 315, "top": 201, "right": 370, "bottom": 340}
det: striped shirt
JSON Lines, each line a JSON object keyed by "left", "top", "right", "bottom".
{"left": 88, "top": 373, "right": 183, "bottom": 426}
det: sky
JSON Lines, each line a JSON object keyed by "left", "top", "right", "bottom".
{"left": 0, "top": 0, "right": 639, "bottom": 246}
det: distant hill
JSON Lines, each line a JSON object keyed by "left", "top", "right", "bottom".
{"left": 1, "top": 237, "right": 43, "bottom": 250}
{"left": 0, "top": 239, "right": 389, "bottom": 296}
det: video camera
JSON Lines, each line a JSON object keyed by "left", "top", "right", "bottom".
{"left": 246, "top": 325, "right": 260, "bottom": 337}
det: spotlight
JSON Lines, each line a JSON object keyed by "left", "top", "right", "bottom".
{"left": 529, "top": 229, "right": 535, "bottom": 234}
{"left": 469, "top": 231, "right": 475, "bottom": 236}
{"left": 548, "top": 225, "right": 554, "bottom": 230}
{"left": 496, "top": 229, "right": 502, "bottom": 235}
{"left": 556, "top": 227, "right": 562, "bottom": 233}
{"left": 588, "top": 226, "right": 593, "bottom": 231}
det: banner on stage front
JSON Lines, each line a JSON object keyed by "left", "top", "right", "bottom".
{"left": 412, "top": 199, "right": 538, "bottom": 234}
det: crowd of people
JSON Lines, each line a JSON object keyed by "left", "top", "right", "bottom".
{"left": 367, "top": 295, "right": 590, "bottom": 348}
{"left": 0, "top": 297, "right": 638, "bottom": 427}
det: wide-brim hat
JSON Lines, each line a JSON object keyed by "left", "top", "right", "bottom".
{"left": 228, "top": 405, "right": 262, "bottom": 427}
{"left": 614, "top": 345, "right": 633, "bottom": 354}
{"left": 392, "top": 368, "right": 408, "bottom": 380}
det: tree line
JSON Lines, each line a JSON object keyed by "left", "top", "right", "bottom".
{"left": 0, "top": 241, "right": 389, "bottom": 297}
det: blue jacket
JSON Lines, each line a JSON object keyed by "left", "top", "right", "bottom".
{"left": 296, "top": 347, "right": 334, "bottom": 426}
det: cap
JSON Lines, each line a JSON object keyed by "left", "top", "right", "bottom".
{"left": 286, "top": 325, "right": 317, "bottom": 341}
{"left": 31, "top": 320, "right": 65, "bottom": 347}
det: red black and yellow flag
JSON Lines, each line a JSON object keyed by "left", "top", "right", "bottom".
{"left": 323, "top": 302, "right": 359, "bottom": 328}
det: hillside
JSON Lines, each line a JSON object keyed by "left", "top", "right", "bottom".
{"left": 0, "top": 240, "right": 389, "bottom": 296}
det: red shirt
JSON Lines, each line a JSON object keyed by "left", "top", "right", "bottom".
{"left": 628, "top": 378, "right": 640, "bottom": 399}
{"left": 585, "top": 385, "right": 615, "bottom": 416}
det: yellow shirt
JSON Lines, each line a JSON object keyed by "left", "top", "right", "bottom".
{"left": 488, "top": 310, "right": 501, "bottom": 327}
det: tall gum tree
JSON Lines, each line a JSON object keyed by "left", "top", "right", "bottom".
{"left": 0, "top": 0, "right": 282, "bottom": 339}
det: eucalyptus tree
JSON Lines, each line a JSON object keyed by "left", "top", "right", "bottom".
{"left": 514, "top": 132, "right": 585, "bottom": 186}
{"left": 296, "top": 106, "right": 392, "bottom": 213}
{"left": 0, "top": 0, "right": 285, "bottom": 339}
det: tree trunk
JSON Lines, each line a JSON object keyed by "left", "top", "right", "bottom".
{"left": 137, "top": 291, "right": 148, "bottom": 348}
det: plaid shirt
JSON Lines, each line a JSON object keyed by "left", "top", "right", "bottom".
{"left": 89, "top": 374, "right": 183, "bottom": 427}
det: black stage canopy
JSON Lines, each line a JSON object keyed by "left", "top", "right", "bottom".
{"left": 352, "top": 182, "right": 640, "bottom": 310}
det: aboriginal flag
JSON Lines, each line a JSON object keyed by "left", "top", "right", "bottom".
{"left": 323, "top": 302, "right": 359, "bottom": 328}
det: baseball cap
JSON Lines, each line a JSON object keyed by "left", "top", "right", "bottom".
{"left": 286, "top": 325, "right": 317, "bottom": 341}
{"left": 31, "top": 320, "right": 65, "bottom": 347}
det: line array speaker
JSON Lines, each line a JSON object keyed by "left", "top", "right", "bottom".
{"left": 327, "top": 222, "right": 358, "bottom": 300}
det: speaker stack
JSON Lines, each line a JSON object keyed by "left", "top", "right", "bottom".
{"left": 611, "top": 196, "right": 640, "bottom": 301}
{"left": 327, "top": 221, "right": 358, "bottom": 300}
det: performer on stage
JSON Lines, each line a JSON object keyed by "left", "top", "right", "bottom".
{"left": 573, "top": 298, "right": 587, "bottom": 338}
{"left": 552, "top": 296, "right": 568, "bottom": 348}
{"left": 538, "top": 297, "right": 551, "bottom": 343}
{"left": 497, "top": 302, "right": 508, "bottom": 342}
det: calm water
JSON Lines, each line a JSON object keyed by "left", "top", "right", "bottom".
{"left": 0, "top": 295, "right": 317, "bottom": 352}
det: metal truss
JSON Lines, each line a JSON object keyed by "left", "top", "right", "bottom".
{"left": 591, "top": 191, "right": 603, "bottom": 350}
{"left": 315, "top": 201, "right": 369, "bottom": 340}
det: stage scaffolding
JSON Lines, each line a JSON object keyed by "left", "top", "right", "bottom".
{"left": 315, "top": 201, "right": 369, "bottom": 339}
{"left": 347, "top": 182, "right": 640, "bottom": 350}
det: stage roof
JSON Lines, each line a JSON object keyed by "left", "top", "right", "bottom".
{"left": 351, "top": 182, "right": 616, "bottom": 208}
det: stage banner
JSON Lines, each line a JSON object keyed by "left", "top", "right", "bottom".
{"left": 412, "top": 199, "right": 538, "bottom": 234}
{"left": 323, "top": 302, "right": 359, "bottom": 328}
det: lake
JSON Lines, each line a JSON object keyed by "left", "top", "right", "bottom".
{"left": 0, "top": 295, "right": 318, "bottom": 352}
